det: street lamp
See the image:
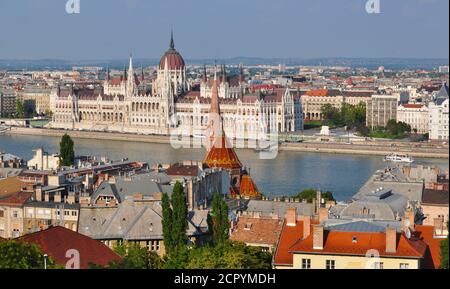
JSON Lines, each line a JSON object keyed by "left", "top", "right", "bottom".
{"left": 43, "top": 254, "right": 48, "bottom": 269}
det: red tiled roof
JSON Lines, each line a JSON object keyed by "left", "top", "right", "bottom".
{"left": 110, "top": 77, "right": 123, "bottom": 86}
{"left": 230, "top": 216, "right": 283, "bottom": 247}
{"left": 415, "top": 225, "right": 444, "bottom": 269}
{"left": 402, "top": 104, "right": 425, "bottom": 109}
{"left": 273, "top": 221, "right": 430, "bottom": 267}
{"left": 239, "top": 175, "right": 261, "bottom": 198}
{"left": 242, "top": 95, "right": 259, "bottom": 103}
{"left": 204, "top": 135, "right": 242, "bottom": 170}
{"left": 0, "top": 192, "right": 32, "bottom": 206}
{"left": 289, "top": 230, "right": 427, "bottom": 259}
{"left": 166, "top": 163, "right": 199, "bottom": 177}
{"left": 19, "top": 226, "right": 122, "bottom": 269}
{"left": 0, "top": 177, "right": 25, "bottom": 198}
{"left": 305, "top": 89, "right": 332, "bottom": 97}
{"left": 273, "top": 220, "right": 305, "bottom": 266}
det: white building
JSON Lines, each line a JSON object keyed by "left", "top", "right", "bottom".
{"left": 27, "top": 148, "right": 60, "bottom": 171}
{"left": 397, "top": 104, "right": 429, "bottom": 134}
{"left": 428, "top": 84, "right": 449, "bottom": 141}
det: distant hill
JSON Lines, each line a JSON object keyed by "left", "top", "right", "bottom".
{"left": 0, "top": 57, "right": 448, "bottom": 71}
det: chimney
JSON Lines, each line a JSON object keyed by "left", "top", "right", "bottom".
{"left": 319, "top": 207, "right": 328, "bottom": 223}
{"left": 433, "top": 218, "right": 445, "bottom": 236}
{"left": 285, "top": 208, "right": 297, "bottom": 227}
{"left": 301, "top": 215, "right": 311, "bottom": 239}
{"left": 402, "top": 209, "right": 415, "bottom": 232}
{"left": 54, "top": 193, "right": 61, "bottom": 203}
{"left": 35, "top": 185, "right": 43, "bottom": 202}
{"left": 67, "top": 194, "right": 75, "bottom": 204}
{"left": 313, "top": 225, "right": 324, "bottom": 250}
{"left": 385, "top": 226, "right": 397, "bottom": 253}
{"left": 316, "top": 190, "right": 321, "bottom": 213}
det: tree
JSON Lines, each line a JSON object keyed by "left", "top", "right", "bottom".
{"left": 163, "top": 245, "right": 190, "bottom": 269}
{"left": 109, "top": 243, "right": 163, "bottom": 269}
{"left": 386, "top": 119, "right": 399, "bottom": 135}
{"left": 321, "top": 104, "right": 341, "bottom": 126}
{"left": 15, "top": 99, "right": 25, "bottom": 119}
{"left": 59, "top": 134, "right": 75, "bottom": 166}
{"left": 185, "top": 241, "right": 272, "bottom": 269}
{"left": 171, "top": 182, "right": 188, "bottom": 249}
{"left": 295, "top": 188, "right": 335, "bottom": 203}
{"left": 208, "top": 192, "right": 230, "bottom": 245}
{"left": 321, "top": 102, "right": 366, "bottom": 129}
{"left": 161, "top": 182, "right": 188, "bottom": 257}
{"left": 161, "top": 192, "right": 174, "bottom": 253}
{"left": 0, "top": 240, "right": 55, "bottom": 269}
{"left": 440, "top": 222, "right": 449, "bottom": 269}
{"left": 356, "top": 124, "right": 370, "bottom": 137}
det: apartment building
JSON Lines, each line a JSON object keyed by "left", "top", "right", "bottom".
{"left": 397, "top": 104, "right": 429, "bottom": 134}
{"left": 366, "top": 94, "right": 398, "bottom": 128}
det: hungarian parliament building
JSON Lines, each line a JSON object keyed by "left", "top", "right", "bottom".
{"left": 49, "top": 34, "right": 304, "bottom": 140}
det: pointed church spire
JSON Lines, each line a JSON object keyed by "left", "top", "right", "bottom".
{"left": 128, "top": 54, "right": 134, "bottom": 76}
{"left": 169, "top": 29, "right": 175, "bottom": 50}
{"left": 202, "top": 64, "right": 208, "bottom": 82}
{"left": 106, "top": 65, "right": 110, "bottom": 81}
{"left": 210, "top": 65, "right": 220, "bottom": 115}
{"left": 221, "top": 64, "right": 227, "bottom": 83}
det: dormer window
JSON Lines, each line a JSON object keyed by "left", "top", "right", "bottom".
{"left": 352, "top": 236, "right": 358, "bottom": 243}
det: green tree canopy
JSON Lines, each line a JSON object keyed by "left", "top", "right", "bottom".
{"left": 59, "top": 134, "right": 75, "bottom": 167}
{"left": 0, "top": 240, "right": 55, "bottom": 269}
{"left": 15, "top": 99, "right": 26, "bottom": 119}
{"left": 321, "top": 102, "right": 366, "bottom": 129}
{"left": 171, "top": 182, "right": 188, "bottom": 249}
{"left": 161, "top": 182, "right": 188, "bottom": 257}
{"left": 169, "top": 241, "right": 272, "bottom": 269}
{"left": 295, "top": 188, "right": 335, "bottom": 203}
{"left": 208, "top": 192, "right": 230, "bottom": 245}
{"left": 108, "top": 243, "right": 163, "bottom": 269}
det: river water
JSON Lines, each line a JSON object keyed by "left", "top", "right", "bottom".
{"left": 1, "top": 134, "right": 448, "bottom": 201}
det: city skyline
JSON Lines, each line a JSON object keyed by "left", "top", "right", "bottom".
{"left": 0, "top": 0, "right": 448, "bottom": 60}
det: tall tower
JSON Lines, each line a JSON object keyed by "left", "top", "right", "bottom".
{"left": 203, "top": 66, "right": 261, "bottom": 200}
{"left": 158, "top": 30, "right": 186, "bottom": 96}
{"left": 126, "top": 54, "right": 136, "bottom": 98}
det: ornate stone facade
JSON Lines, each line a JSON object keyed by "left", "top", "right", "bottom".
{"left": 49, "top": 34, "right": 303, "bottom": 140}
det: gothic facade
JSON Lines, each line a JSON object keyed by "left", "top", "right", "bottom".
{"left": 49, "top": 34, "right": 304, "bottom": 140}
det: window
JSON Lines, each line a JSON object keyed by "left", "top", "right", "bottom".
{"left": 374, "top": 262, "right": 384, "bottom": 269}
{"left": 12, "top": 211, "right": 18, "bottom": 218}
{"left": 301, "top": 258, "right": 311, "bottom": 269}
{"left": 326, "top": 260, "right": 336, "bottom": 269}
{"left": 0, "top": 210, "right": 4, "bottom": 218}
{"left": 399, "top": 263, "right": 409, "bottom": 269}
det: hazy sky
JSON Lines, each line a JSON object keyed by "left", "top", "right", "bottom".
{"left": 0, "top": 0, "right": 448, "bottom": 60}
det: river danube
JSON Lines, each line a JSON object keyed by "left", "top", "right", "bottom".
{"left": 1, "top": 134, "right": 448, "bottom": 201}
